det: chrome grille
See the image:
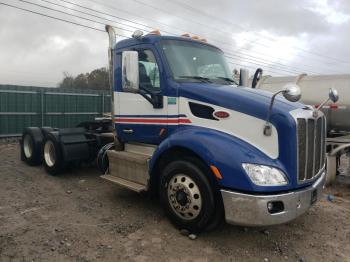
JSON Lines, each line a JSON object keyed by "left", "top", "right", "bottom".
{"left": 297, "top": 116, "right": 325, "bottom": 182}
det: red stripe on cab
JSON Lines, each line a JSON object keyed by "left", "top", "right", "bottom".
{"left": 114, "top": 118, "right": 192, "bottom": 124}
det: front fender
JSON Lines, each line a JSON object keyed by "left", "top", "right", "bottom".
{"left": 150, "top": 126, "right": 292, "bottom": 193}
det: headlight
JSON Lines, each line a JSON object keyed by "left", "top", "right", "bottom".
{"left": 242, "top": 163, "right": 288, "bottom": 186}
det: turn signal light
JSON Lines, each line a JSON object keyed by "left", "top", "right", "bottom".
{"left": 210, "top": 165, "right": 223, "bottom": 180}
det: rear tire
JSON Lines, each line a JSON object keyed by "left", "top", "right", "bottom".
{"left": 21, "top": 127, "right": 44, "bottom": 166}
{"left": 43, "top": 134, "right": 64, "bottom": 175}
{"left": 160, "top": 160, "right": 217, "bottom": 233}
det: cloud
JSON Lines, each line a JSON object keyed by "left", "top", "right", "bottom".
{"left": 307, "top": 0, "right": 350, "bottom": 25}
{"left": 0, "top": 0, "right": 350, "bottom": 86}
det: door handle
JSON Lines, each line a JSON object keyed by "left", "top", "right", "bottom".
{"left": 123, "top": 128, "right": 134, "bottom": 134}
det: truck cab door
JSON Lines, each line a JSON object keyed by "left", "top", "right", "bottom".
{"left": 116, "top": 47, "right": 168, "bottom": 144}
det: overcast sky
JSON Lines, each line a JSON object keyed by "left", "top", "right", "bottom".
{"left": 1, "top": 0, "right": 350, "bottom": 87}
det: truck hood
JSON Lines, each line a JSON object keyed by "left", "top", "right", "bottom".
{"left": 178, "top": 82, "right": 308, "bottom": 190}
{"left": 178, "top": 83, "right": 304, "bottom": 121}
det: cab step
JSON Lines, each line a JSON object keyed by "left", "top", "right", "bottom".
{"left": 102, "top": 143, "right": 156, "bottom": 192}
{"left": 100, "top": 174, "right": 147, "bottom": 193}
{"left": 124, "top": 143, "right": 156, "bottom": 156}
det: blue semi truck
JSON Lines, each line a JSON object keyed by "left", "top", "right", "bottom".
{"left": 20, "top": 25, "right": 339, "bottom": 232}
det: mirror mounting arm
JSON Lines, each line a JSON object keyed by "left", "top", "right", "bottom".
{"left": 263, "top": 90, "right": 283, "bottom": 136}
{"left": 263, "top": 84, "right": 301, "bottom": 136}
{"left": 139, "top": 89, "right": 163, "bottom": 109}
{"left": 152, "top": 93, "right": 163, "bottom": 109}
{"left": 316, "top": 97, "right": 330, "bottom": 110}
{"left": 139, "top": 89, "right": 154, "bottom": 105}
{"left": 316, "top": 88, "right": 339, "bottom": 111}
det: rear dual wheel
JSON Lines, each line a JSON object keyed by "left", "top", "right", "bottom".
{"left": 43, "top": 134, "right": 64, "bottom": 175}
{"left": 23, "top": 134, "right": 34, "bottom": 161}
{"left": 21, "top": 128, "right": 44, "bottom": 165}
{"left": 21, "top": 127, "right": 55, "bottom": 166}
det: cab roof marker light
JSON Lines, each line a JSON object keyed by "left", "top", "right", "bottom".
{"left": 148, "top": 29, "right": 161, "bottom": 35}
{"left": 181, "top": 33, "right": 190, "bottom": 37}
{"left": 191, "top": 36, "right": 200, "bottom": 40}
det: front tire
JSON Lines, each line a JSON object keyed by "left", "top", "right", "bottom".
{"left": 160, "top": 160, "right": 216, "bottom": 233}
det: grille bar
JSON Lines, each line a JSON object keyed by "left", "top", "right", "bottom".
{"left": 315, "top": 118, "right": 322, "bottom": 171}
{"left": 321, "top": 117, "right": 326, "bottom": 168}
{"left": 297, "top": 119, "right": 307, "bottom": 181}
{"left": 306, "top": 119, "right": 315, "bottom": 179}
{"left": 297, "top": 116, "right": 325, "bottom": 182}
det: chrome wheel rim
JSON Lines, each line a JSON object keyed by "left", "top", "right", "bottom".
{"left": 167, "top": 174, "right": 202, "bottom": 220}
{"left": 23, "top": 135, "right": 33, "bottom": 159}
{"left": 44, "top": 140, "right": 56, "bottom": 167}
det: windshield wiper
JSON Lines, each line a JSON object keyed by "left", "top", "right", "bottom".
{"left": 177, "top": 76, "right": 212, "bottom": 83}
{"left": 215, "top": 77, "right": 238, "bottom": 85}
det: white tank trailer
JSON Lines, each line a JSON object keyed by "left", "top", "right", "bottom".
{"left": 248, "top": 72, "right": 350, "bottom": 184}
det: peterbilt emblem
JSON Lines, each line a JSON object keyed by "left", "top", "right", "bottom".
{"left": 312, "top": 110, "right": 319, "bottom": 118}
{"left": 213, "top": 111, "right": 230, "bottom": 119}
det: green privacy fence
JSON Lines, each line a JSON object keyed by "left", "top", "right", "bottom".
{"left": 0, "top": 85, "right": 111, "bottom": 137}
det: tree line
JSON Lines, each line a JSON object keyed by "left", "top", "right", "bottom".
{"left": 59, "top": 67, "right": 109, "bottom": 90}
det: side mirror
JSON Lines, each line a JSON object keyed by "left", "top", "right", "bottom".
{"left": 122, "top": 51, "right": 139, "bottom": 91}
{"left": 329, "top": 88, "right": 339, "bottom": 103}
{"left": 263, "top": 83, "right": 301, "bottom": 136}
{"left": 315, "top": 88, "right": 340, "bottom": 113}
{"left": 282, "top": 83, "right": 301, "bottom": 102}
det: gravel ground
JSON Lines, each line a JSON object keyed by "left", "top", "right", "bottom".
{"left": 0, "top": 142, "right": 349, "bottom": 262}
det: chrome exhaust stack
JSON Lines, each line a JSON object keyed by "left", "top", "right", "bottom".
{"left": 106, "top": 25, "right": 116, "bottom": 113}
{"left": 105, "top": 25, "right": 117, "bottom": 143}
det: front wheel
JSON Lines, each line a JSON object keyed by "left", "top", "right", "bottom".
{"left": 160, "top": 160, "right": 217, "bottom": 233}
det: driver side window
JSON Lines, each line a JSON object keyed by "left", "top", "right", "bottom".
{"left": 138, "top": 49, "right": 160, "bottom": 92}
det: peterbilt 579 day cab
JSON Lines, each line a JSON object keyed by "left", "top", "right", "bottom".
{"left": 20, "top": 26, "right": 339, "bottom": 232}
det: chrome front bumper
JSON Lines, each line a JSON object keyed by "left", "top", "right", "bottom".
{"left": 221, "top": 171, "right": 326, "bottom": 226}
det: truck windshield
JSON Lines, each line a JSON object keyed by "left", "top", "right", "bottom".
{"left": 160, "top": 39, "right": 235, "bottom": 85}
